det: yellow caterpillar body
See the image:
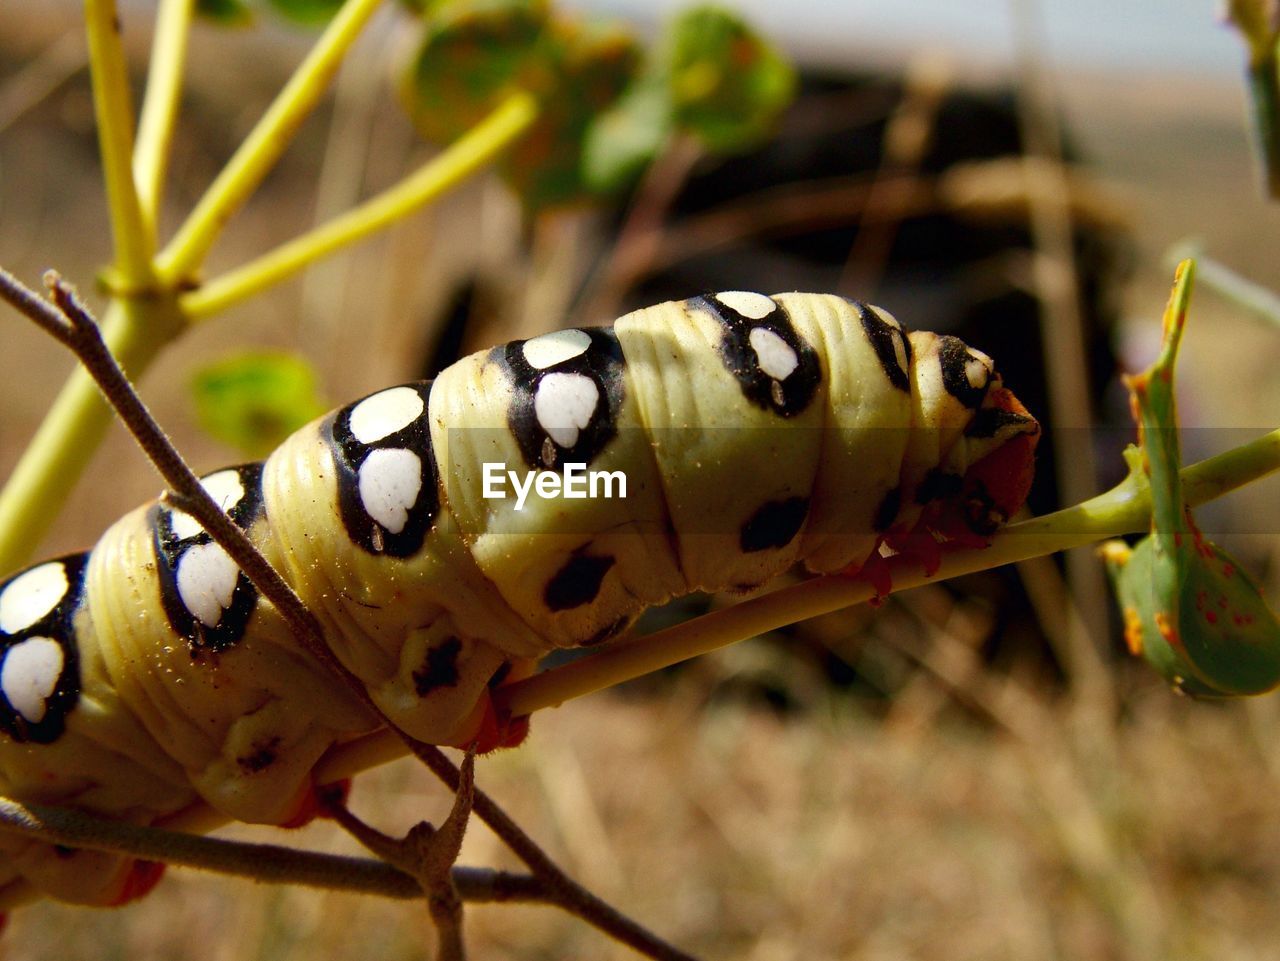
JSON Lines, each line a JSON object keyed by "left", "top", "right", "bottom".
{"left": 0, "top": 292, "right": 1038, "bottom": 904}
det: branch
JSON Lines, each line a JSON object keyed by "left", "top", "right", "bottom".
{"left": 154, "top": 0, "right": 385, "bottom": 283}
{"left": 85, "top": 0, "right": 156, "bottom": 286}
{"left": 0, "top": 794, "right": 546, "bottom": 905}
{"left": 180, "top": 91, "right": 539, "bottom": 319}
{"left": 134, "top": 0, "right": 195, "bottom": 226}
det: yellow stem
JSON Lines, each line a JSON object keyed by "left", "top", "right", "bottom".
{"left": 134, "top": 0, "right": 195, "bottom": 227}
{"left": 0, "top": 297, "right": 182, "bottom": 575}
{"left": 495, "top": 428, "right": 1280, "bottom": 718}
{"left": 154, "top": 0, "right": 385, "bottom": 285}
{"left": 85, "top": 0, "right": 155, "bottom": 286}
{"left": 180, "top": 91, "right": 539, "bottom": 320}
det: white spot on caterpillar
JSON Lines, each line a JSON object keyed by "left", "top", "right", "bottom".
{"left": 748, "top": 327, "right": 799, "bottom": 381}
{"left": 0, "top": 562, "right": 69, "bottom": 634}
{"left": 534, "top": 373, "right": 599, "bottom": 449}
{"left": 358, "top": 448, "right": 423, "bottom": 535}
{"left": 176, "top": 542, "right": 240, "bottom": 627}
{"left": 1, "top": 636, "right": 64, "bottom": 723}
{"left": 965, "top": 354, "right": 992, "bottom": 390}
{"left": 349, "top": 387, "right": 425, "bottom": 445}
{"left": 522, "top": 329, "right": 592, "bottom": 370}
{"left": 170, "top": 469, "right": 247, "bottom": 540}
{"left": 717, "top": 291, "right": 775, "bottom": 320}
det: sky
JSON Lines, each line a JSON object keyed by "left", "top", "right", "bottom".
{"left": 565, "top": 0, "right": 1246, "bottom": 79}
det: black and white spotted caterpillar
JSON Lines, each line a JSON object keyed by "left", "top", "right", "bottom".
{"left": 0, "top": 291, "right": 1038, "bottom": 906}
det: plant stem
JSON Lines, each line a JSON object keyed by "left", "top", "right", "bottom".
{"left": 85, "top": 0, "right": 156, "bottom": 286}
{"left": 494, "top": 426, "right": 1280, "bottom": 719}
{"left": 0, "top": 794, "right": 549, "bottom": 907}
{"left": 1169, "top": 243, "right": 1280, "bottom": 330}
{"left": 0, "top": 295, "right": 182, "bottom": 575}
{"left": 1247, "top": 49, "right": 1280, "bottom": 199}
{"left": 180, "top": 91, "right": 539, "bottom": 319}
{"left": 134, "top": 0, "right": 195, "bottom": 227}
{"left": 154, "top": 0, "right": 385, "bottom": 285}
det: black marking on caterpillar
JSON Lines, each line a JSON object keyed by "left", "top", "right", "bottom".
{"left": 740, "top": 497, "right": 810, "bottom": 553}
{"left": 326, "top": 382, "right": 440, "bottom": 558}
{"left": 413, "top": 636, "right": 463, "bottom": 695}
{"left": 938, "top": 335, "right": 991, "bottom": 410}
{"left": 500, "top": 328, "right": 626, "bottom": 470}
{"left": 873, "top": 487, "right": 902, "bottom": 533}
{"left": 854, "top": 300, "right": 912, "bottom": 392}
{"left": 916, "top": 469, "right": 965, "bottom": 505}
{"left": 702, "top": 294, "right": 821, "bottom": 417}
{"left": 153, "top": 463, "right": 265, "bottom": 654}
{"left": 544, "top": 553, "right": 617, "bottom": 611}
{"left": 0, "top": 553, "right": 86, "bottom": 744}
{"left": 965, "top": 407, "right": 1037, "bottom": 439}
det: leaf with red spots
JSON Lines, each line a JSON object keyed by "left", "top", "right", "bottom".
{"left": 1102, "top": 261, "right": 1280, "bottom": 696}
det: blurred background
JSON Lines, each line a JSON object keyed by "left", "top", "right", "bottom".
{"left": 3, "top": 0, "right": 1280, "bottom": 958}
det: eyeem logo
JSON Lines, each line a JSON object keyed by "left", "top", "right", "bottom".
{"left": 482, "top": 463, "right": 627, "bottom": 511}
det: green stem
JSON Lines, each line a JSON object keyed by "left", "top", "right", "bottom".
{"left": 85, "top": 0, "right": 156, "bottom": 286}
{"left": 1169, "top": 244, "right": 1280, "bottom": 331}
{"left": 180, "top": 91, "right": 540, "bottom": 319}
{"left": 495, "top": 426, "right": 1280, "bottom": 719}
{"left": 134, "top": 0, "right": 195, "bottom": 227}
{"left": 154, "top": 0, "right": 384, "bottom": 285}
{"left": 0, "top": 295, "right": 182, "bottom": 575}
{"left": 1247, "top": 50, "right": 1280, "bottom": 200}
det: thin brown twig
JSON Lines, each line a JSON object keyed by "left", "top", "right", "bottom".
{"left": 0, "top": 265, "right": 697, "bottom": 961}
{"left": 0, "top": 793, "right": 549, "bottom": 904}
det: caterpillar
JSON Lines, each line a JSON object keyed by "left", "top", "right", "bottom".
{"left": 0, "top": 291, "right": 1038, "bottom": 907}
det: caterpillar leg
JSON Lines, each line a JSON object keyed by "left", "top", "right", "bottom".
{"left": 440, "top": 657, "right": 537, "bottom": 753}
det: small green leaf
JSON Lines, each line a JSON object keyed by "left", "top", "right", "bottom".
{"left": 501, "top": 19, "right": 640, "bottom": 208}
{"left": 191, "top": 351, "right": 328, "bottom": 458}
{"left": 403, "top": 0, "right": 640, "bottom": 209}
{"left": 196, "top": 0, "right": 253, "bottom": 25}
{"left": 663, "top": 5, "right": 795, "bottom": 153}
{"left": 1103, "top": 260, "right": 1280, "bottom": 697}
{"left": 403, "top": 0, "right": 551, "bottom": 145}
{"left": 265, "top": 0, "right": 346, "bottom": 25}
{"left": 582, "top": 75, "right": 673, "bottom": 194}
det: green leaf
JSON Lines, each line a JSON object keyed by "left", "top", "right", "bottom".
{"left": 190, "top": 351, "right": 328, "bottom": 458}
{"left": 663, "top": 5, "right": 795, "bottom": 153}
{"left": 403, "top": 0, "right": 640, "bottom": 209}
{"left": 582, "top": 74, "right": 673, "bottom": 194}
{"left": 1102, "top": 261, "right": 1280, "bottom": 697}
{"left": 501, "top": 18, "right": 640, "bottom": 208}
{"left": 196, "top": 0, "right": 253, "bottom": 25}
{"left": 403, "top": 0, "right": 551, "bottom": 145}
{"left": 265, "top": 0, "right": 347, "bottom": 25}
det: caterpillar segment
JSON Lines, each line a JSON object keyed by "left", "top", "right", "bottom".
{"left": 0, "top": 292, "right": 1038, "bottom": 906}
